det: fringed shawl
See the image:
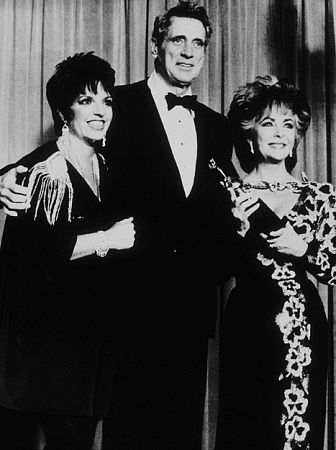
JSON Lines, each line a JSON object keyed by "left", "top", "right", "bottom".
{"left": 25, "top": 151, "right": 73, "bottom": 225}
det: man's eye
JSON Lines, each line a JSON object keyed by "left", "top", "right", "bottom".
{"left": 172, "top": 37, "right": 184, "bottom": 45}
{"left": 194, "top": 40, "right": 204, "bottom": 48}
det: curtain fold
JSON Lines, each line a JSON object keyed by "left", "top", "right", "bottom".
{"left": 0, "top": 1, "right": 334, "bottom": 448}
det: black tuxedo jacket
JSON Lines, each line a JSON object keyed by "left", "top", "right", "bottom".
{"left": 104, "top": 79, "right": 237, "bottom": 351}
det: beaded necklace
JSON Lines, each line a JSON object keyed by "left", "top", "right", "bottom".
{"left": 208, "top": 158, "right": 309, "bottom": 193}
{"left": 241, "top": 180, "right": 306, "bottom": 193}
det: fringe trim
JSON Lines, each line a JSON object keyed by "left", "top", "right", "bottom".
{"left": 26, "top": 151, "right": 73, "bottom": 225}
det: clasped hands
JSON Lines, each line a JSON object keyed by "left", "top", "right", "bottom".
{"left": 229, "top": 188, "right": 308, "bottom": 257}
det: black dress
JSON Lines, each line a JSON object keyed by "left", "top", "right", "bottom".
{"left": 0, "top": 141, "right": 122, "bottom": 417}
{"left": 215, "top": 181, "right": 336, "bottom": 450}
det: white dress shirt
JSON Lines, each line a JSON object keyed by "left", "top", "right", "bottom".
{"left": 147, "top": 72, "right": 197, "bottom": 197}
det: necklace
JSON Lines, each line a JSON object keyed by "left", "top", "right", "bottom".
{"left": 241, "top": 180, "right": 306, "bottom": 193}
{"left": 57, "top": 136, "right": 101, "bottom": 200}
{"left": 208, "top": 158, "right": 309, "bottom": 193}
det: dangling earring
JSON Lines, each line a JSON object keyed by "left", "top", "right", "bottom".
{"left": 289, "top": 148, "right": 293, "bottom": 158}
{"left": 102, "top": 136, "right": 106, "bottom": 147}
{"left": 60, "top": 122, "right": 70, "bottom": 147}
{"left": 248, "top": 139, "right": 254, "bottom": 154}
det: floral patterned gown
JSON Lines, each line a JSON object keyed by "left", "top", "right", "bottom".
{"left": 215, "top": 180, "right": 336, "bottom": 450}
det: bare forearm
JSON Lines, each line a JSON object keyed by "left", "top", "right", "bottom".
{"left": 71, "top": 232, "right": 99, "bottom": 260}
{"left": 71, "top": 217, "right": 135, "bottom": 260}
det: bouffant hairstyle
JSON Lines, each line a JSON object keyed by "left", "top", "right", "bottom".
{"left": 46, "top": 52, "right": 115, "bottom": 135}
{"left": 227, "top": 75, "right": 311, "bottom": 173}
{"left": 152, "top": 0, "right": 212, "bottom": 48}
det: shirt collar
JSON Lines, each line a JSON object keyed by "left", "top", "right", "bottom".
{"left": 147, "top": 71, "right": 193, "bottom": 100}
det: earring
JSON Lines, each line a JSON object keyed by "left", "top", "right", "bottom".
{"left": 289, "top": 148, "right": 293, "bottom": 158}
{"left": 248, "top": 140, "right": 254, "bottom": 154}
{"left": 60, "top": 122, "right": 70, "bottom": 147}
{"left": 102, "top": 136, "right": 106, "bottom": 147}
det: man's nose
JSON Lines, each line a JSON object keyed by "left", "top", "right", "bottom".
{"left": 181, "top": 42, "right": 193, "bottom": 57}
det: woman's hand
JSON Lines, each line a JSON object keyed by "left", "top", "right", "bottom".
{"left": 105, "top": 217, "right": 135, "bottom": 250}
{"left": 261, "top": 222, "right": 308, "bottom": 257}
{"left": 229, "top": 188, "right": 260, "bottom": 237}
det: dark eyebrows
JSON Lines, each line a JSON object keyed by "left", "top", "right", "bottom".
{"left": 169, "top": 35, "right": 205, "bottom": 45}
{"left": 170, "top": 34, "right": 186, "bottom": 40}
{"left": 259, "top": 116, "right": 273, "bottom": 123}
{"left": 260, "top": 116, "right": 294, "bottom": 123}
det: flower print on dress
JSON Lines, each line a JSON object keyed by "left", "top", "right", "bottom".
{"left": 285, "top": 415, "right": 310, "bottom": 444}
{"left": 286, "top": 346, "right": 312, "bottom": 378}
{"left": 257, "top": 253, "right": 311, "bottom": 449}
{"left": 279, "top": 279, "right": 301, "bottom": 296}
{"left": 284, "top": 384, "right": 309, "bottom": 418}
{"left": 272, "top": 264, "right": 296, "bottom": 281}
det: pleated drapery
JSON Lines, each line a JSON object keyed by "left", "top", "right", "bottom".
{"left": 0, "top": 1, "right": 335, "bottom": 449}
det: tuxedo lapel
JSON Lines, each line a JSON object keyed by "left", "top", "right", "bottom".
{"left": 189, "top": 104, "right": 207, "bottom": 196}
{"left": 139, "top": 82, "right": 187, "bottom": 199}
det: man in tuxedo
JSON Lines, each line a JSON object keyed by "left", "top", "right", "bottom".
{"left": 102, "top": 2, "right": 237, "bottom": 449}
{"left": 0, "top": 1, "right": 236, "bottom": 448}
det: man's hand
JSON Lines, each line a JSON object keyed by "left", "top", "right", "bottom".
{"left": 0, "top": 166, "right": 29, "bottom": 216}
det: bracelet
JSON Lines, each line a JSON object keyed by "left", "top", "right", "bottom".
{"left": 95, "top": 230, "right": 109, "bottom": 257}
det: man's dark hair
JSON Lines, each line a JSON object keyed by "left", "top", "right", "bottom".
{"left": 152, "top": 0, "right": 212, "bottom": 48}
{"left": 46, "top": 52, "right": 115, "bottom": 135}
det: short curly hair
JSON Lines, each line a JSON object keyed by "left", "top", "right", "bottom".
{"left": 152, "top": 0, "right": 212, "bottom": 48}
{"left": 46, "top": 52, "right": 115, "bottom": 136}
{"left": 228, "top": 75, "right": 311, "bottom": 172}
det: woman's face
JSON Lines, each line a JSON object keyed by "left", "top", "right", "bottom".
{"left": 252, "top": 105, "right": 297, "bottom": 164}
{"left": 68, "top": 82, "right": 113, "bottom": 143}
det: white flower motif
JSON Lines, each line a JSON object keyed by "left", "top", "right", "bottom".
{"left": 283, "top": 324, "right": 310, "bottom": 348}
{"left": 275, "top": 310, "right": 293, "bottom": 336}
{"left": 279, "top": 280, "right": 301, "bottom": 296}
{"left": 272, "top": 264, "right": 296, "bottom": 280}
{"left": 284, "top": 386, "right": 308, "bottom": 418}
{"left": 330, "top": 266, "right": 336, "bottom": 285}
{"left": 316, "top": 251, "right": 330, "bottom": 271}
{"left": 257, "top": 253, "right": 274, "bottom": 266}
{"left": 285, "top": 415, "right": 310, "bottom": 443}
{"left": 286, "top": 346, "right": 312, "bottom": 377}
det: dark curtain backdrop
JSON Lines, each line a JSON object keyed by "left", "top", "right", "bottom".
{"left": 0, "top": 1, "right": 335, "bottom": 449}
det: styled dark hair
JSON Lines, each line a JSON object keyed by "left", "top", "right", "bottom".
{"left": 152, "top": 0, "right": 212, "bottom": 48}
{"left": 228, "top": 75, "right": 311, "bottom": 172}
{"left": 46, "top": 52, "right": 115, "bottom": 135}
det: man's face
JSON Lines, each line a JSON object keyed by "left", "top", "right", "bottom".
{"left": 152, "top": 16, "right": 206, "bottom": 88}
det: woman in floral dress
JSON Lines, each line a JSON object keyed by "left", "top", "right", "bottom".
{"left": 214, "top": 75, "right": 336, "bottom": 450}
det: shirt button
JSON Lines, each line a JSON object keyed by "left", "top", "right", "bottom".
{"left": 173, "top": 249, "right": 177, "bottom": 254}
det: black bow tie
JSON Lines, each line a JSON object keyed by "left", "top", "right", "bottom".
{"left": 165, "top": 92, "right": 197, "bottom": 111}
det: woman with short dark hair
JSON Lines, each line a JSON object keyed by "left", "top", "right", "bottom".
{"left": 0, "top": 52, "right": 135, "bottom": 449}
{"left": 214, "top": 75, "right": 336, "bottom": 450}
